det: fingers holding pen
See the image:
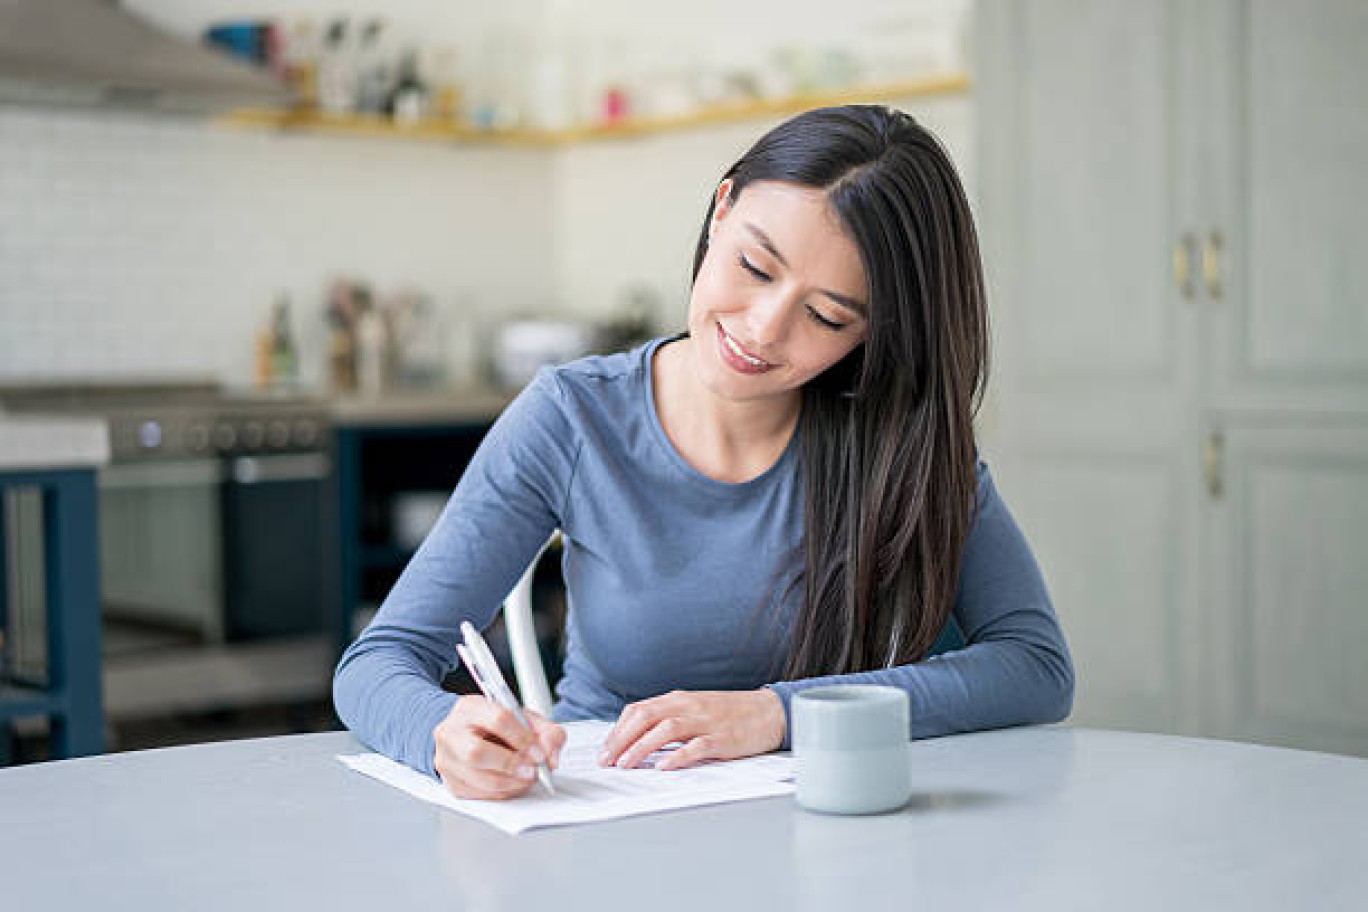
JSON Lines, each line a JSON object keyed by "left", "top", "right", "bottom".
{"left": 468, "top": 697, "right": 541, "bottom": 761}
{"left": 432, "top": 695, "right": 545, "bottom": 800}
{"left": 525, "top": 709, "right": 567, "bottom": 770}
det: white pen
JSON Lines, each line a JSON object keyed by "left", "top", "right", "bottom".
{"left": 457, "top": 621, "right": 556, "bottom": 795}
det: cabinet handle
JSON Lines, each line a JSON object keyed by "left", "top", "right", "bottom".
{"left": 1203, "top": 229, "right": 1225, "bottom": 300}
{"left": 1173, "top": 232, "right": 1197, "bottom": 302}
{"left": 1203, "top": 429, "right": 1225, "bottom": 500}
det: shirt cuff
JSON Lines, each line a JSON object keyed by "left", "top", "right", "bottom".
{"left": 410, "top": 689, "right": 461, "bottom": 778}
{"left": 764, "top": 683, "right": 797, "bottom": 751}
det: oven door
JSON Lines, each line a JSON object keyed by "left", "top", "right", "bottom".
{"left": 99, "top": 459, "right": 225, "bottom": 642}
{"left": 222, "top": 453, "right": 329, "bottom": 641}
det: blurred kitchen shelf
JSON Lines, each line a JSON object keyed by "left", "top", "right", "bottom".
{"left": 216, "top": 74, "right": 971, "bottom": 147}
{"left": 0, "top": 682, "right": 60, "bottom": 722}
{"left": 102, "top": 634, "right": 333, "bottom": 720}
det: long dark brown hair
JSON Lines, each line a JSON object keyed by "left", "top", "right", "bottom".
{"left": 690, "top": 105, "right": 989, "bottom": 679}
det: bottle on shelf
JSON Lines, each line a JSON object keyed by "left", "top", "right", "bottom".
{"left": 356, "top": 303, "right": 391, "bottom": 396}
{"left": 388, "top": 49, "right": 431, "bottom": 125}
{"left": 428, "top": 46, "right": 463, "bottom": 122}
{"left": 355, "top": 18, "right": 394, "bottom": 116}
{"left": 527, "top": 2, "right": 573, "bottom": 130}
{"left": 325, "top": 279, "right": 359, "bottom": 393}
{"left": 253, "top": 327, "right": 274, "bottom": 389}
{"left": 282, "top": 19, "right": 319, "bottom": 110}
{"left": 269, "top": 294, "right": 299, "bottom": 387}
{"left": 317, "top": 18, "right": 356, "bottom": 114}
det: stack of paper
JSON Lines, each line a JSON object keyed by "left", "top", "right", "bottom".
{"left": 339, "top": 720, "right": 795, "bottom": 834}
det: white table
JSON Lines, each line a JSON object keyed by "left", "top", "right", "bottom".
{"left": 2, "top": 726, "right": 1364, "bottom": 910}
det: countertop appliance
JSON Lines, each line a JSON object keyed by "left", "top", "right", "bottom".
{"left": 0, "top": 379, "right": 332, "bottom": 720}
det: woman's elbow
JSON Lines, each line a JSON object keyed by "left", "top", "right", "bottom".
{"left": 1036, "top": 646, "right": 1075, "bottom": 724}
{"left": 331, "top": 640, "right": 367, "bottom": 732}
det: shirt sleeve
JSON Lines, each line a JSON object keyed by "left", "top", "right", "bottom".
{"left": 332, "top": 367, "right": 580, "bottom": 776}
{"left": 765, "top": 460, "right": 1075, "bottom": 749}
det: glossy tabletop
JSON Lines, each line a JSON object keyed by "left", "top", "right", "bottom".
{"left": 2, "top": 726, "right": 1365, "bottom": 910}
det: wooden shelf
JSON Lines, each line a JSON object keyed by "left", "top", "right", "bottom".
{"left": 216, "top": 73, "right": 971, "bottom": 147}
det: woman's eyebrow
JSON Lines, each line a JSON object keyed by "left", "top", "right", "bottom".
{"left": 745, "top": 222, "right": 790, "bottom": 267}
{"left": 744, "top": 222, "right": 867, "bottom": 317}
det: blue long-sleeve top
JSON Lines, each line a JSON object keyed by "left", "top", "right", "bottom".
{"left": 333, "top": 337, "right": 1075, "bottom": 776}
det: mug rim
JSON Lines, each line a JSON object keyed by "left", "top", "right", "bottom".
{"left": 793, "top": 684, "right": 906, "bottom": 708}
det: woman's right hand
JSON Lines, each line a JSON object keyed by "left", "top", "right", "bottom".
{"left": 432, "top": 695, "right": 565, "bottom": 800}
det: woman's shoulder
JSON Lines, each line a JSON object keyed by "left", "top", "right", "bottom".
{"left": 552, "top": 342, "right": 649, "bottom": 385}
{"left": 533, "top": 336, "right": 664, "bottom": 413}
{"left": 555, "top": 336, "right": 665, "bottom": 383}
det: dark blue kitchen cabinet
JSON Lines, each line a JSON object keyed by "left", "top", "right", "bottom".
{"left": 0, "top": 468, "right": 102, "bottom": 762}
{"left": 330, "top": 415, "right": 566, "bottom": 698}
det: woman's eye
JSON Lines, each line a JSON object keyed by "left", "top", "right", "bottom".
{"left": 806, "top": 306, "right": 846, "bottom": 331}
{"left": 737, "top": 252, "right": 771, "bottom": 282}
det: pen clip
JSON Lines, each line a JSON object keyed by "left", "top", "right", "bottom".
{"left": 456, "top": 643, "right": 486, "bottom": 694}
{"left": 460, "top": 622, "right": 522, "bottom": 713}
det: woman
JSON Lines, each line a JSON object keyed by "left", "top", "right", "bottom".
{"left": 333, "top": 104, "right": 1074, "bottom": 800}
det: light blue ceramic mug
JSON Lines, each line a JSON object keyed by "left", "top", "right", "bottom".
{"left": 792, "top": 685, "right": 912, "bottom": 814}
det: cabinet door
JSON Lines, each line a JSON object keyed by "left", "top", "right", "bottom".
{"left": 1203, "top": 0, "right": 1368, "bottom": 415}
{"left": 1202, "top": 421, "right": 1368, "bottom": 756}
{"left": 977, "top": 0, "right": 1204, "bottom": 735}
{"left": 1194, "top": 0, "right": 1368, "bottom": 756}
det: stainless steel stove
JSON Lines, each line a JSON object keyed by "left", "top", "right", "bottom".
{"left": 0, "top": 378, "right": 327, "bottom": 461}
{"left": 0, "top": 379, "right": 334, "bottom": 721}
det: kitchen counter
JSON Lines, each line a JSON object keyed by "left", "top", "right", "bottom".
{"left": 0, "top": 416, "right": 109, "bottom": 470}
{"left": 327, "top": 387, "right": 514, "bottom": 427}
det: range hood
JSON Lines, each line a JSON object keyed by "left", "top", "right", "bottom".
{"left": 0, "top": 0, "right": 293, "bottom": 114}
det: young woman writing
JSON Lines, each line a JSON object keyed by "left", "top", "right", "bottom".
{"left": 333, "top": 104, "right": 1074, "bottom": 800}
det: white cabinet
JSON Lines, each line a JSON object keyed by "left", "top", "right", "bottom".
{"left": 977, "top": 0, "right": 1368, "bottom": 755}
{"left": 1204, "top": 424, "right": 1368, "bottom": 758}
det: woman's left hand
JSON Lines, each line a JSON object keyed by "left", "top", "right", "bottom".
{"left": 597, "top": 688, "right": 787, "bottom": 771}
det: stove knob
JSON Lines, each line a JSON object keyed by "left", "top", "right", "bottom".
{"left": 292, "top": 419, "right": 320, "bottom": 448}
{"left": 185, "top": 423, "right": 211, "bottom": 454}
{"left": 137, "top": 420, "right": 163, "bottom": 451}
{"left": 267, "top": 419, "right": 290, "bottom": 449}
{"left": 213, "top": 423, "right": 237, "bottom": 452}
{"left": 243, "top": 421, "right": 265, "bottom": 449}
{"left": 112, "top": 425, "right": 135, "bottom": 459}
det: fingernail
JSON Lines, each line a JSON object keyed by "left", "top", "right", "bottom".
{"left": 598, "top": 751, "right": 611, "bottom": 766}
{"left": 616, "top": 756, "right": 631, "bottom": 769}
{"left": 517, "top": 765, "right": 535, "bottom": 779}
{"left": 528, "top": 746, "right": 545, "bottom": 764}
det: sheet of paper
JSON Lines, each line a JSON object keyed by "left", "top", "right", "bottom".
{"left": 339, "top": 720, "right": 795, "bottom": 835}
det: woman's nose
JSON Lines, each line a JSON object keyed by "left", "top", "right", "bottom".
{"left": 744, "top": 292, "right": 793, "bottom": 346}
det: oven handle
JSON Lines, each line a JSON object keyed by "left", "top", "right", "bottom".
{"left": 99, "top": 459, "right": 223, "bottom": 489}
{"left": 230, "top": 453, "right": 330, "bottom": 485}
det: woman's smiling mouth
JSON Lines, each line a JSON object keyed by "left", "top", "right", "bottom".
{"left": 716, "top": 323, "right": 776, "bottom": 374}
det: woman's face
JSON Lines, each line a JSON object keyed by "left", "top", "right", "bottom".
{"left": 687, "top": 179, "right": 869, "bottom": 406}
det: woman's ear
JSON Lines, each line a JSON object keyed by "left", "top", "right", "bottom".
{"left": 710, "top": 179, "right": 736, "bottom": 239}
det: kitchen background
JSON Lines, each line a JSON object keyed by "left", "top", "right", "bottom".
{"left": 2, "top": 0, "right": 1364, "bottom": 764}
{"left": 0, "top": 0, "right": 971, "bottom": 389}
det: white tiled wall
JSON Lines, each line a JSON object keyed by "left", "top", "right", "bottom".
{"left": 0, "top": 106, "right": 554, "bottom": 386}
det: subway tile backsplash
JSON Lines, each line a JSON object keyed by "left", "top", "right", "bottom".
{"left": 0, "top": 105, "right": 555, "bottom": 387}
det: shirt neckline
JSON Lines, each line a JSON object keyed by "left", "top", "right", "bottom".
{"left": 640, "top": 334, "right": 800, "bottom": 492}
